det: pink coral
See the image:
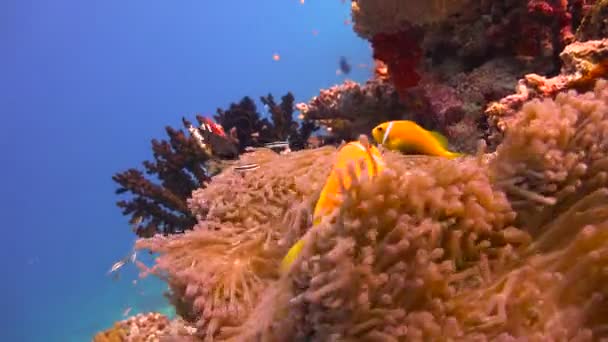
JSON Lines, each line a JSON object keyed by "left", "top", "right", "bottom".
{"left": 93, "top": 313, "right": 197, "bottom": 342}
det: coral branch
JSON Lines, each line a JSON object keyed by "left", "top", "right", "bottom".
{"left": 214, "top": 92, "right": 318, "bottom": 152}
{"left": 112, "top": 121, "right": 215, "bottom": 237}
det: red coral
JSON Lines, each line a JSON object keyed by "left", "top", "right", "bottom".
{"left": 528, "top": 0, "right": 556, "bottom": 15}
{"left": 484, "top": 1, "right": 592, "bottom": 61}
{"left": 371, "top": 29, "right": 423, "bottom": 101}
{"left": 527, "top": 0, "right": 575, "bottom": 46}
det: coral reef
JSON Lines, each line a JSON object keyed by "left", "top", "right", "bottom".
{"left": 342, "top": 0, "right": 599, "bottom": 153}
{"left": 351, "top": 0, "right": 471, "bottom": 39}
{"left": 298, "top": 58, "right": 534, "bottom": 153}
{"left": 352, "top": 0, "right": 590, "bottom": 61}
{"left": 93, "top": 313, "right": 197, "bottom": 342}
{"left": 104, "top": 0, "right": 608, "bottom": 340}
{"left": 129, "top": 81, "right": 608, "bottom": 341}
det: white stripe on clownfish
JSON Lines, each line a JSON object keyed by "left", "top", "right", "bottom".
{"left": 382, "top": 121, "right": 394, "bottom": 145}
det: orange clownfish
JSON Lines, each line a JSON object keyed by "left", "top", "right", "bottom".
{"left": 280, "top": 135, "right": 385, "bottom": 273}
{"left": 372, "top": 120, "right": 462, "bottom": 159}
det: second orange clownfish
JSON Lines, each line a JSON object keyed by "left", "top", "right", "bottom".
{"left": 372, "top": 120, "right": 462, "bottom": 159}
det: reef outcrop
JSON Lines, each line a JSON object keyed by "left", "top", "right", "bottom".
{"left": 292, "top": 0, "right": 603, "bottom": 153}
{"left": 123, "top": 81, "right": 608, "bottom": 340}
{"left": 102, "top": 1, "right": 608, "bottom": 340}
{"left": 296, "top": 79, "right": 405, "bottom": 142}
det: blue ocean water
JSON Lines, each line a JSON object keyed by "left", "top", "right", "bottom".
{"left": 1, "top": 1, "right": 372, "bottom": 341}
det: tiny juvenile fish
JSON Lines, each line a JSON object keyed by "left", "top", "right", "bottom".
{"left": 107, "top": 260, "right": 126, "bottom": 275}
{"left": 264, "top": 141, "right": 289, "bottom": 148}
{"left": 264, "top": 141, "right": 290, "bottom": 150}
{"left": 371, "top": 120, "right": 462, "bottom": 159}
{"left": 233, "top": 163, "right": 260, "bottom": 172}
{"left": 339, "top": 56, "right": 351, "bottom": 75}
{"left": 280, "top": 135, "right": 385, "bottom": 273}
{"left": 107, "top": 250, "right": 138, "bottom": 276}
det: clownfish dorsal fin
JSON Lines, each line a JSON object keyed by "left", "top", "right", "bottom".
{"left": 429, "top": 130, "right": 449, "bottom": 149}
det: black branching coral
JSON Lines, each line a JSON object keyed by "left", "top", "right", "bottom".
{"left": 214, "top": 92, "right": 319, "bottom": 152}
{"left": 112, "top": 118, "right": 218, "bottom": 238}
{"left": 260, "top": 92, "right": 319, "bottom": 150}
{"left": 113, "top": 92, "right": 319, "bottom": 238}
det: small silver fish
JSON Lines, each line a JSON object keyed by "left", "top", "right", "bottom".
{"left": 234, "top": 163, "right": 260, "bottom": 172}
{"left": 107, "top": 260, "right": 126, "bottom": 275}
{"left": 265, "top": 141, "right": 289, "bottom": 149}
{"left": 106, "top": 250, "right": 138, "bottom": 276}
{"left": 130, "top": 251, "right": 137, "bottom": 263}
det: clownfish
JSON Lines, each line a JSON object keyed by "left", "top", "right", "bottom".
{"left": 280, "top": 135, "right": 385, "bottom": 273}
{"left": 371, "top": 120, "right": 462, "bottom": 159}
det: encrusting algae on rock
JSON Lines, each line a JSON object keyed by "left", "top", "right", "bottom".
{"left": 125, "top": 81, "right": 608, "bottom": 341}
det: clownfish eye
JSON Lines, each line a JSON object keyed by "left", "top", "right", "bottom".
{"left": 377, "top": 127, "right": 383, "bottom": 132}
